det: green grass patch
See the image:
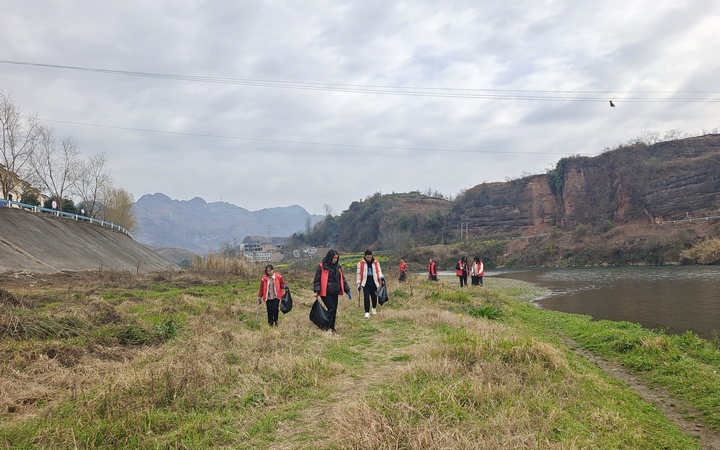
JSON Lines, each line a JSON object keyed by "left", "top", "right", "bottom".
{"left": 0, "top": 271, "right": 712, "bottom": 449}
{"left": 466, "top": 304, "right": 502, "bottom": 320}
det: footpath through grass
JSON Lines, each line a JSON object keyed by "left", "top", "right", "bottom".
{"left": 0, "top": 270, "right": 717, "bottom": 449}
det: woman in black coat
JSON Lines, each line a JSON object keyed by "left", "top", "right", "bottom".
{"left": 313, "top": 249, "right": 351, "bottom": 333}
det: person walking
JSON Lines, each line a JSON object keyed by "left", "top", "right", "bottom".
{"left": 314, "top": 249, "right": 351, "bottom": 333}
{"left": 470, "top": 256, "right": 485, "bottom": 286}
{"left": 455, "top": 256, "right": 469, "bottom": 287}
{"left": 470, "top": 256, "right": 480, "bottom": 286}
{"left": 357, "top": 249, "right": 385, "bottom": 319}
{"left": 427, "top": 258, "right": 438, "bottom": 281}
{"left": 257, "top": 264, "right": 288, "bottom": 327}
{"left": 398, "top": 258, "right": 407, "bottom": 282}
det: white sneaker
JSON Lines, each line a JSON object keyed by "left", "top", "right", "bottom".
{"left": 371, "top": 308, "right": 377, "bottom": 315}
{"left": 364, "top": 312, "right": 370, "bottom": 319}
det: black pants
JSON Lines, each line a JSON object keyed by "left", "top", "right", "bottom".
{"left": 362, "top": 278, "right": 378, "bottom": 313}
{"left": 266, "top": 298, "right": 279, "bottom": 326}
{"left": 471, "top": 276, "right": 480, "bottom": 286}
{"left": 321, "top": 293, "right": 339, "bottom": 330}
{"left": 459, "top": 275, "right": 468, "bottom": 287}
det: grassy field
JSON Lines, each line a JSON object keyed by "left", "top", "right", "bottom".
{"left": 1, "top": 266, "right": 719, "bottom": 449}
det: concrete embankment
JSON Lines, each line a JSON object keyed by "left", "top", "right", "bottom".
{"left": 0, "top": 207, "right": 176, "bottom": 274}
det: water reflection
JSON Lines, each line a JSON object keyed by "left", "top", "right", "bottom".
{"left": 495, "top": 266, "right": 720, "bottom": 340}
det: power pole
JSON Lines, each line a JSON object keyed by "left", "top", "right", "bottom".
{"left": 459, "top": 222, "right": 469, "bottom": 241}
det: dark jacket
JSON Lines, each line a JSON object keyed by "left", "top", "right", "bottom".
{"left": 314, "top": 262, "right": 350, "bottom": 296}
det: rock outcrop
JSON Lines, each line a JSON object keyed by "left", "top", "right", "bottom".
{"left": 450, "top": 135, "right": 720, "bottom": 238}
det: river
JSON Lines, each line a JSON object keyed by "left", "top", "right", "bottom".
{"left": 487, "top": 266, "right": 720, "bottom": 340}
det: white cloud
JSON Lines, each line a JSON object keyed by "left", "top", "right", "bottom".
{"left": 2, "top": 0, "right": 719, "bottom": 215}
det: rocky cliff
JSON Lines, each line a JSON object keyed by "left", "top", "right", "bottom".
{"left": 450, "top": 135, "right": 720, "bottom": 238}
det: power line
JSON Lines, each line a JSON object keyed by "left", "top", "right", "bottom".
{"left": 3, "top": 60, "right": 720, "bottom": 103}
{"left": 40, "top": 117, "right": 582, "bottom": 155}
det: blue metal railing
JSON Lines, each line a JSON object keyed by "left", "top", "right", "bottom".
{"left": 0, "top": 199, "right": 133, "bottom": 238}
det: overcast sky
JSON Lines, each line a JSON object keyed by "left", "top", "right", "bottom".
{"left": 2, "top": 1, "right": 719, "bottom": 215}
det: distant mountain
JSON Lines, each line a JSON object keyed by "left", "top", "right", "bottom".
{"left": 132, "top": 193, "right": 323, "bottom": 254}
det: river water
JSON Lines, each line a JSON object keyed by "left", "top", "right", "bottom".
{"left": 489, "top": 266, "right": 720, "bottom": 340}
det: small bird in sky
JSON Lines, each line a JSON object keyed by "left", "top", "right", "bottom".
{"left": 609, "top": 100, "right": 616, "bottom": 108}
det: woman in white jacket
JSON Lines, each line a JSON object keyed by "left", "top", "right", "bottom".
{"left": 356, "top": 249, "right": 385, "bottom": 318}
{"left": 470, "top": 256, "right": 484, "bottom": 286}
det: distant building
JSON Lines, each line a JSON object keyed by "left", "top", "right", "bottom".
{"left": 0, "top": 165, "right": 44, "bottom": 206}
{"left": 292, "top": 246, "right": 321, "bottom": 260}
{"left": 242, "top": 235, "right": 289, "bottom": 262}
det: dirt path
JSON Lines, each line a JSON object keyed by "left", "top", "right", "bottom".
{"left": 563, "top": 339, "right": 720, "bottom": 450}
{"left": 274, "top": 320, "right": 720, "bottom": 449}
{"left": 271, "top": 309, "right": 431, "bottom": 449}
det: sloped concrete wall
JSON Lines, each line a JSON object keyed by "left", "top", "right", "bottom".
{"left": 0, "top": 207, "right": 176, "bottom": 273}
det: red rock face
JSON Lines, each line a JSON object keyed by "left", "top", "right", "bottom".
{"left": 448, "top": 134, "right": 720, "bottom": 240}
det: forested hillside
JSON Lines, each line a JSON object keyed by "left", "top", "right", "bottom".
{"left": 293, "top": 135, "right": 720, "bottom": 268}
{"left": 288, "top": 192, "right": 450, "bottom": 252}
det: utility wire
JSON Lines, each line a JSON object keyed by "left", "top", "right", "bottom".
{"left": 41, "top": 117, "right": 586, "bottom": 155}
{"left": 3, "top": 60, "right": 719, "bottom": 102}
{"left": 9, "top": 59, "right": 713, "bottom": 156}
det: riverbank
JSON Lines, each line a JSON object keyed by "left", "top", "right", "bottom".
{"left": 1, "top": 269, "right": 719, "bottom": 448}
{"left": 494, "top": 265, "right": 720, "bottom": 340}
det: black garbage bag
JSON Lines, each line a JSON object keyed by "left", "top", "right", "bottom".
{"left": 309, "top": 299, "right": 330, "bottom": 329}
{"left": 377, "top": 283, "right": 389, "bottom": 306}
{"left": 280, "top": 288, "right": 293, "bottom": 314}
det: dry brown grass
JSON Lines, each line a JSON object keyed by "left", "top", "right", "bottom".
{"left": 641, "top": 335, "right": 671, "bottom": 351}
{"left": 681, "top": 237, "right": 720, "bottom": 264}
{"left": 0, "top": 271, "right": 705, "bottom": 449}
{"left": 190, "top": 253, "right": 256, "bottom": 277}
{"left": 321, "top": 307, "right": 581, "bottom": 449}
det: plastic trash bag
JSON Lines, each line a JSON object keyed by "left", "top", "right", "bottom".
{"left": 309, "top": 298, "right": 330, "bottom": 329}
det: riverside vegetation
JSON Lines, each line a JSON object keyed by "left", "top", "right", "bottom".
{"left": 1, "top": 257, "right": 720, "bottom": 449}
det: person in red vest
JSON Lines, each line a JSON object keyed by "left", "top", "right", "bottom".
{"left": 427, "top": 258, "right": 438, "bottom": 281}
{"left": 257, "top": 264, "right": 288, "bottom": 327}
{"left": 470, "top": 256, "right": 484, "bottom": 286}
{"left": 313, "top": 249, "right": 351, "bottom": 333}
{"left": 455, "top": 256, "right": 469, "bottom": 287}
{"left": 356, "top": 249, "right": 385, "bottom": 319}
{"left": 398, "top": 258, "right": 408, "bottom": 282}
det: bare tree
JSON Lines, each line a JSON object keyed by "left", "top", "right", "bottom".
{"left": 662, "top": 129, "right": 688, "bottom": 141}
{"left": 379, "top": 229, "right": 415, "bottom": 254}
{"left": 635, "top": 130, "right": 661, "bottom": 146}
{"left": 99, "top": 187, "right": 136, "bottom": 230}
{"left": 74, "top": 152, "right": 112, "bottom": 217}
{"left": 31, "top": 126, "right": 80, "bottom": 206}
{"left": 0, "top": 92, "right": 42, "bottom": 200}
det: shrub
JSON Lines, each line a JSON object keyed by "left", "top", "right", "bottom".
{"left": 116, "top": 324, "right": 158, "bottom": 345}
{"left": 600, "top": 219, "right": 614, "bottom": 233}
{"left": 466, "top": 305, "right": 501, "bottom": 320}
{"left": 574, "top": 224, "right": 588, "bottom": 238}
{"left": 680, "top": 238, "right": 720, "bottom": 264}
{"left": 155, "top": 318, "right": 181, "bottom": 340}
{"left": 191, "top": 253, "right": 255, "bottom": 276}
